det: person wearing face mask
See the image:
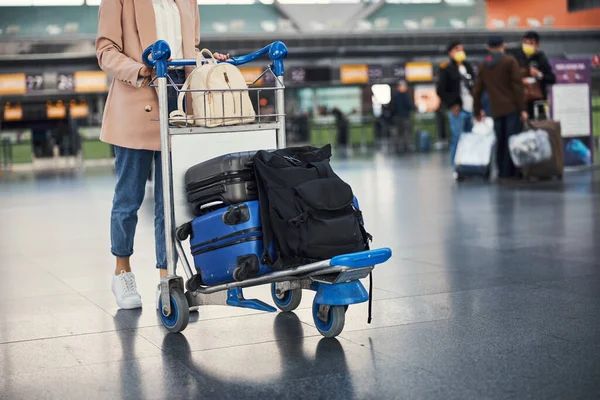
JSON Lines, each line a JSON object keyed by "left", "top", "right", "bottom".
{"left": 436, "top": 40, "right": 476, "bottom": 168}
{"left": 516, "top": 31, "right": 556, "bottom": 119}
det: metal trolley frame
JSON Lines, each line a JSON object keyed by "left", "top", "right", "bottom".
{"left": 143, "top": 40, "right": 392, "bottom": 338}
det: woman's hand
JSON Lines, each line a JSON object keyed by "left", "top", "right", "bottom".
{"left": 139, "top": 66, "right": 153, "bottom": 77}
{"left": 213, "top": 52, "right": 230, "bottom": 61}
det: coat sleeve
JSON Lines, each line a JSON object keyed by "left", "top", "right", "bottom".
{"left": 472, "top": 65, "right": 484, "bottom": 117}
{"left": 436, "top": 68, "right": 450, "bottom": 108}
{"left": 195, "top": 2, "right": 200, "bottom": 52}
{"left": 509, "top": 57, "right": 526, "bottom": 112}
{"left": 96, "top": 0, "right": 147, "bottom": 88}
{"left": 538, "top": 53, "right": 556, "bottom": 86}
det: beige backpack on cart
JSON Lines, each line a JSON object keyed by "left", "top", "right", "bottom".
{"left": 169, "top": 49, "right": 256, "bottom": 127}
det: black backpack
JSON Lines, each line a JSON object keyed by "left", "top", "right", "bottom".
{"left": 253, "top": 144, "right": 371, "bottom": 270}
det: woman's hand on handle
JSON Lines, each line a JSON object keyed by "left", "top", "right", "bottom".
{"left": 213, "top": 52, "right": 230, "bottom": 61}
{"left": 139, "top": 66, "right": 153, "bottom": 77}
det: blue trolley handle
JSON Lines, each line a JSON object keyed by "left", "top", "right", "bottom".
{"left": 142, "top": 40, "right": 288, "bottom": 78}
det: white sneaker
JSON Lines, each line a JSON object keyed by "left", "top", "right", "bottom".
{"left": 112, "top": 271, "right": 142, "bottom": 310}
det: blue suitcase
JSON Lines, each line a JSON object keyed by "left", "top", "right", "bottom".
{"left": 189, "top": 201, "right": 272, "bottom": 285}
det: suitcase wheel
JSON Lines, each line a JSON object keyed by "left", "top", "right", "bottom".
{"left": 176, "top": 223, "right": 192, "bottom": 241}
{"left": 223, "top": 204, "right": 250, "bottom": 226}
{"left": 271, "top": 282, "right": 302, "bottom": 312}
{"left": 159, "top": 288, "right": 190, "bottom": 333}
{"left": 312, "top": 300, "right": 346, "bottom": 338}
{"left": 233, "top": 255, "right": 260, "bottom": 282}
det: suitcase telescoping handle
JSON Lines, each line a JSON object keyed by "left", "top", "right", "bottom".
{"left": 142, "top": 40, "right": 288, "bottom": 78}
{"left": 532, "top": 100, "right": 549, "bottom": 121}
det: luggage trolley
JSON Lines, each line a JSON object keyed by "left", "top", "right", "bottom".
{"left": 143, "top": 40, "right": 392, "bottom": 338}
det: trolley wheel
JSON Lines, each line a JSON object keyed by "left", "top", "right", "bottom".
{"left": 159, "top": 287, "right": 189, "bottom": 333}
{"left": 271, "top": 283, "right": 302, "bottom": 312}
{"left": 176, "top": 223, "right": 192, "bottom": 241}
{"left": 312, "top": 301, "right": 345, "bottom": 338}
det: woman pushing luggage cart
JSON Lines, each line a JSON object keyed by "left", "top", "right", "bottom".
{"left": 142, "top": 40, "right": 392, "bottom": 338}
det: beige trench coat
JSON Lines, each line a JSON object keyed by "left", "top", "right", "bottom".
{"left": 96, "top": 0, "right": 199, "bottom": 151}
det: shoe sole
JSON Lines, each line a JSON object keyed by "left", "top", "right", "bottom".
{"left": 116, "top": 299, "right": 143, "bottom": 310}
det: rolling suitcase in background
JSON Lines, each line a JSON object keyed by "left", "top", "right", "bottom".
{"left": 454, "top": 117, "right": 496, "bottom": 181}
{"left": 521, "top": 104, "right": 563, "bottom": 180}
{"left": 187, "top": 201, "right": 272, "bottom": 285}
{"left": 185, "top": 151, "right": 258, "bottom": 216}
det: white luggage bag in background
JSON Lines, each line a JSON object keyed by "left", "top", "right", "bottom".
{"left": 508, "top": 129, "right": 552, "bottom": 167}
{"left": 454, "top": 117, "right": 496, "bottom": 181}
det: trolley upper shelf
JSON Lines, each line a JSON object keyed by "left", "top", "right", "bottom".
{"left": 142, "top": 40, "right": 288, "bottom": 77}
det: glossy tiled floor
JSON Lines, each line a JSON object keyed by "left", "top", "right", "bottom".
{"left": 1, "top": 153, "right": 600, "bottom": 399}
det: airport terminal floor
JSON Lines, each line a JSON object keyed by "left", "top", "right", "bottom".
{"left": 1, "top": 152, "right": 600, "bottom": 399}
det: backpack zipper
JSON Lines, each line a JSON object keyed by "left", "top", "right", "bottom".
{"left": 223, "top": 71, "right": 237, "bottom": 115}
{"left": 206, "top": 65, "right": 236, "bottom": 115}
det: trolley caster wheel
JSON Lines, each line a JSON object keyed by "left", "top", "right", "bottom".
{"left": 271, "top": 283, "right": 302, "bottom": 312}
{"left": 159, "top": 287, "right": 189, "bottom": 333}
{"left": 176, "top": 223, "right": 192, "bottom": 241}
{"left": 312, "top": 301, "right": 345, "bottom": 338}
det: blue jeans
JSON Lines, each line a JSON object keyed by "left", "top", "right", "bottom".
{"left": 448, "top": 110, "right": 473, "bottom": 167}
{"left": 110, "top": 69, "right": 185, "bottom": 269}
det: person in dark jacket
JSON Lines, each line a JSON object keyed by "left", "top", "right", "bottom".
{"left": 515, "top": 31, "right": 556, "bottom": 119}
{"left": 391, "top": 80, "right": 417, "bottom": 153}
{"left": 473, "top": 36, "right": 528, "bottom": 181}
{"left": 436, "top": 40, "right": 476, "bottom": 167}
{"left": 332, "top": 107, "right": 349, "bottom": 152}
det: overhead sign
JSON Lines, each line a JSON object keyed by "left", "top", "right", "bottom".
{"left": 340, "top": 64, "right": 368, "bottom": 84}
{"left": 46, "top": 101, "right": 67, "bottom": 119}
{"left": 3, "top": 103, "right": 23, "bottom": 121}
{"left": 26, "top": 74, "right": 44, "bottom": 92}
{"left": 57, "top": 73, "right": 75, "bottom": 92}
{"left": 0, "top": 74, "right": 26, "bottom": 95}
{"left": 70, "top": 100, "right": 89, "bottom": 119}
{"left": 405, "top": 62, "right": 433, "bottom": 82}
{"left": 239, "top": 67, "right": 264, "bottom": 86}
{"left": 288, "top": 67, "right": 306, "bottom": 83}
{"left": 392, "top": 64, "right": 406, "bottom": 80}
{"left": 368, "top": 65, "right": 384, "bottom": 83}
{"left": 74, "top": 71, "right": 107, "bottom": 93}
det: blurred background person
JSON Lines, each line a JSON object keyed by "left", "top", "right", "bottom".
{"left": 437, "top": 40, "right": 476, "bottom": 168}
{"left": 332, "top": 107, "right": 349, "bottom": 155}
{"left": 516, "top": 31, "right": 556, "bottom": 119}
{"left": 390, "top": 80, "right": 416, "bottom": 154}
{"left": 473, "top": 36, "right": 527, "bottom": 182}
